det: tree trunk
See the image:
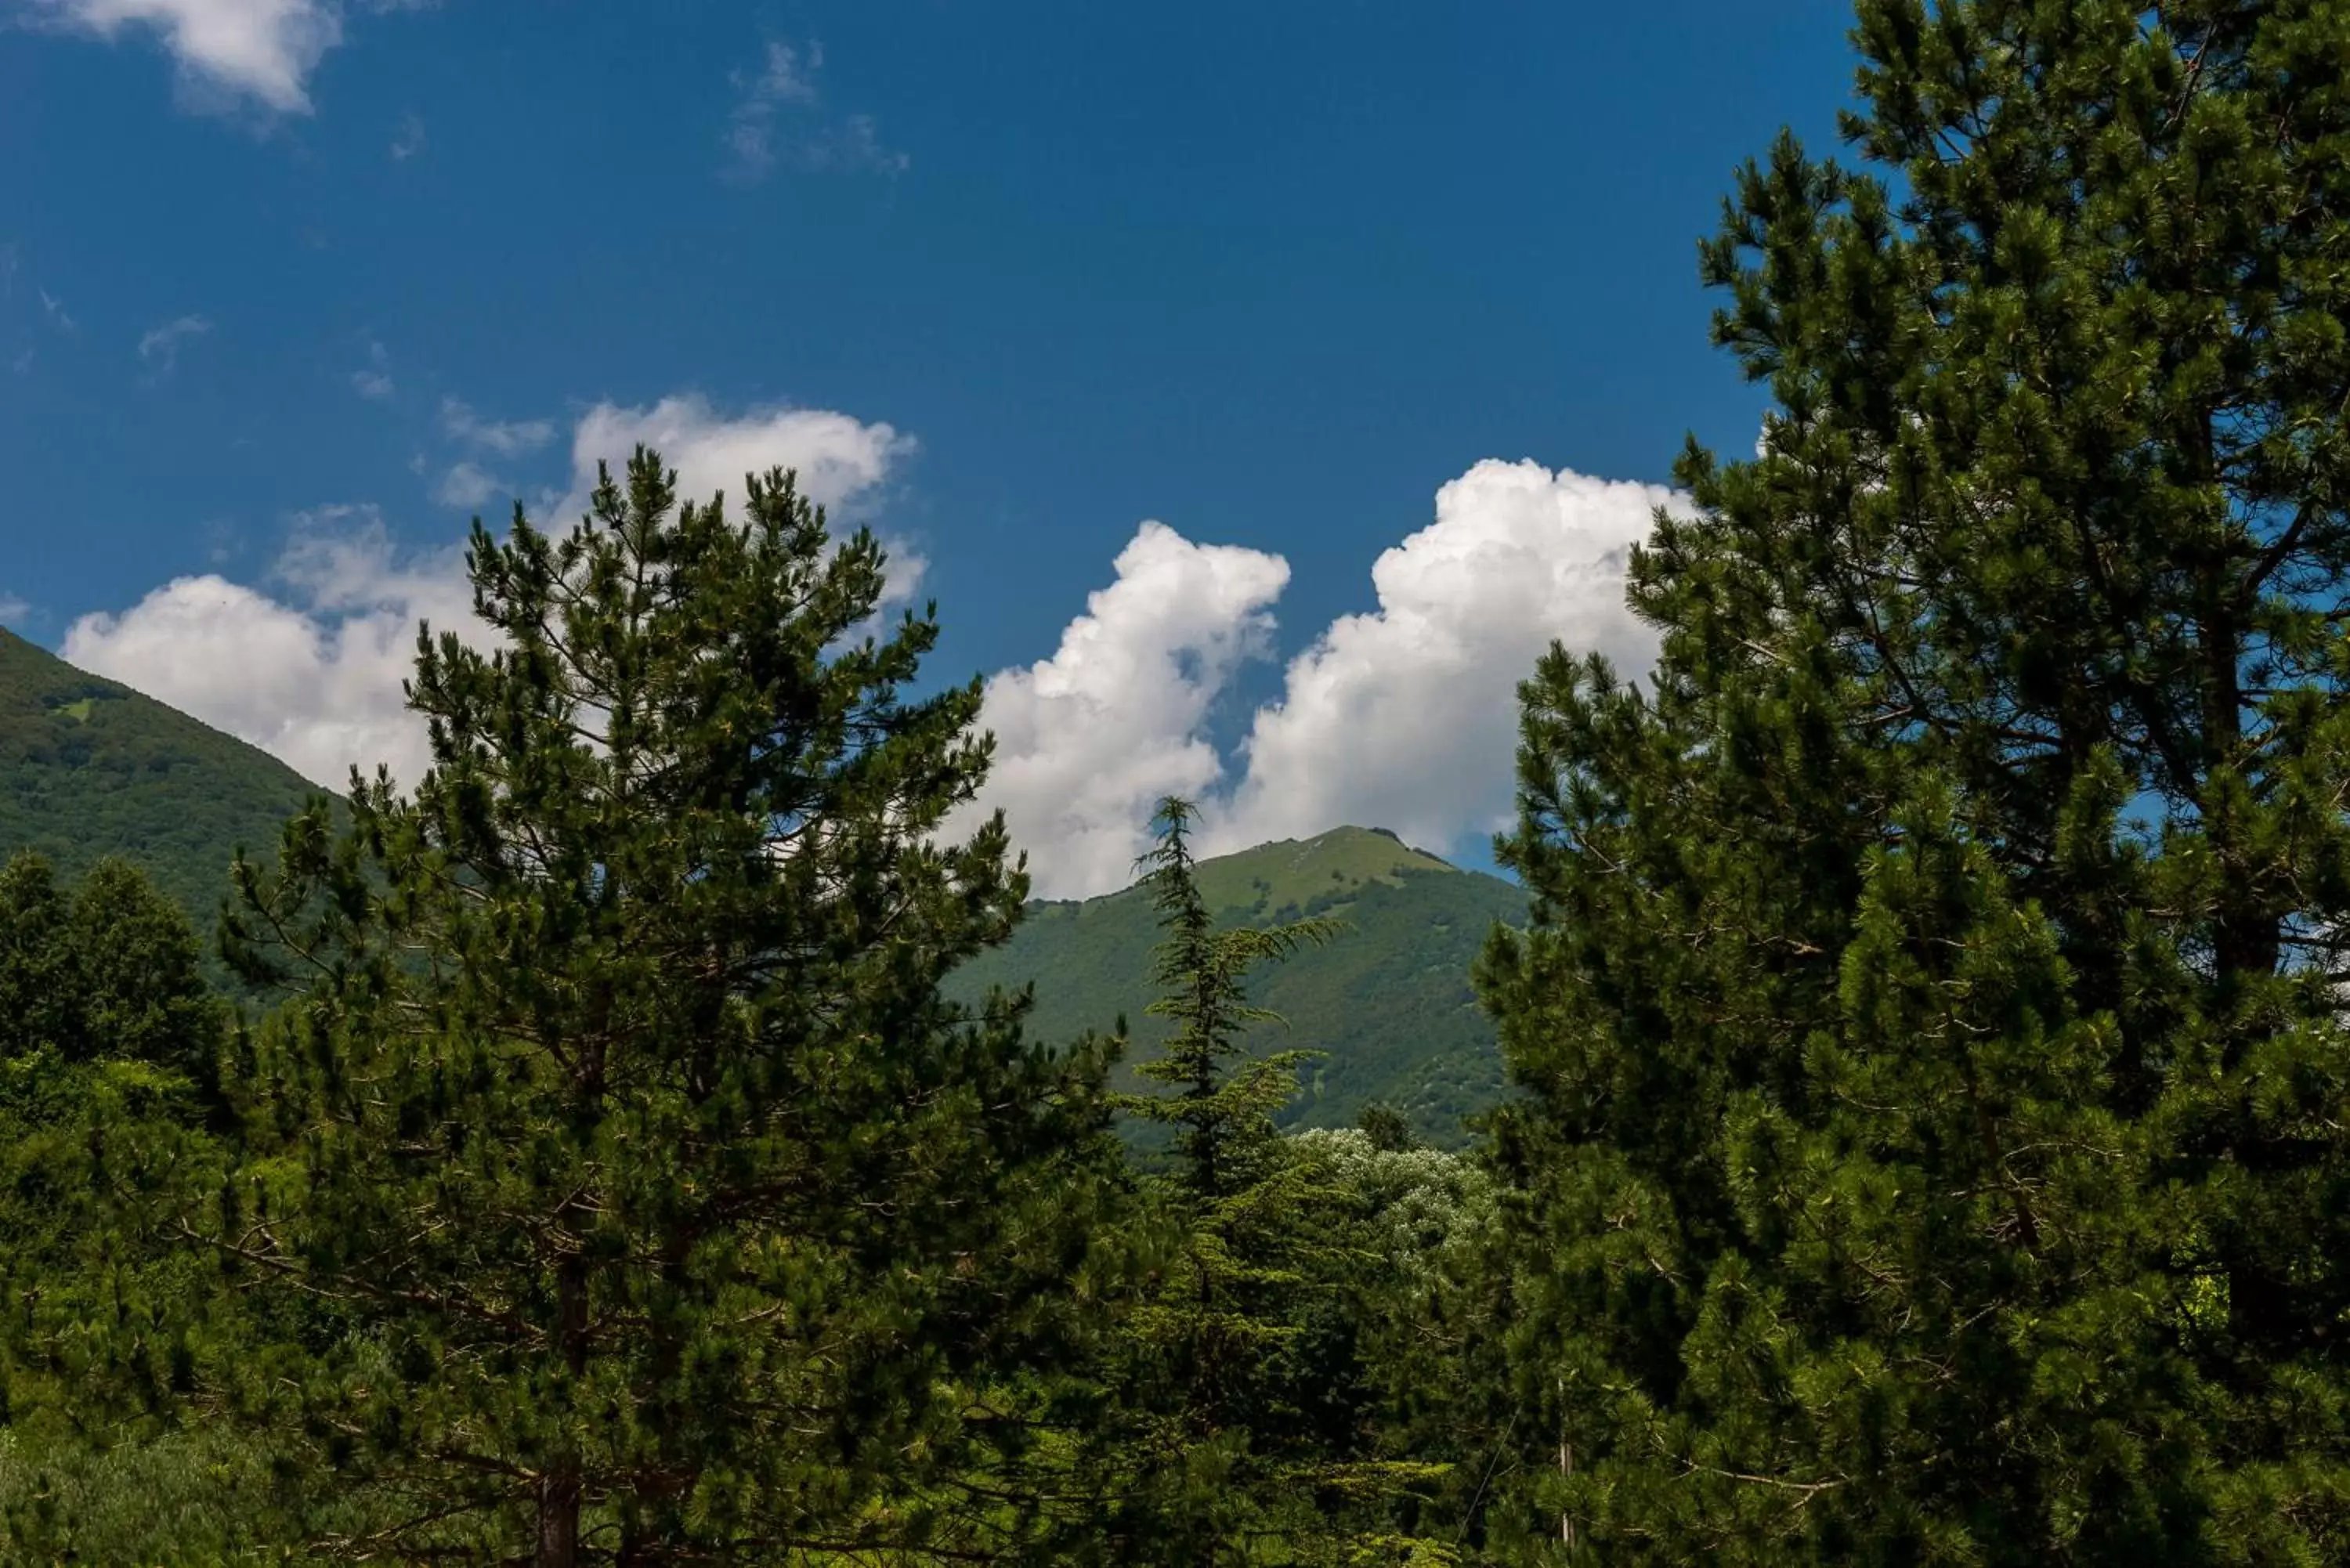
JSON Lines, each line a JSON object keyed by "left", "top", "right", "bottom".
{"left": 539, "top": 1252, "right": 589, "bottom": 1565}
{"left": 538, "top": 1467, "right": 581, "bottom": 1567}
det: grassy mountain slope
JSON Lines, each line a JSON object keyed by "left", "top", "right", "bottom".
{"left": 0, "top": 628, "right": 321, "bottom": 927}
{"left": 950, "top": 826, "right": 1525, "bottom": 1148}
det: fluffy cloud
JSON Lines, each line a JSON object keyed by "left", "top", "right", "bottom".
{"left": 968, "top": 524, "right": 1289, "bottom": 899}
{"left": 563, "top": 394, "right": 906, "bottom": 511}
{"left": 30, "top": 0, "right": 341, "bottom": 112}
{"left": 970, "top": 459, "right": 1682, "bottom": 895}
{"left": 64, "top": 509, "right": 469, "bottom": 789}
{"left": 64, "top": 398, "right": 913, "bottom": 792}
{"left": 1211, "top": 460, "right": 1672, "bottom": 855}
{"left": 560, "top": 396, "right": 922, "bottom": 592}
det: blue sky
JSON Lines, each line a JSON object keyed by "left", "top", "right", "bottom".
{"left": 0, "top": 0, "right": 1859, "bottom": 894}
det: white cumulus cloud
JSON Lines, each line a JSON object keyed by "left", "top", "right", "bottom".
{"left": 64, "top": 398, "right": 914, "bottom": 793}
{"left": 968, "top": 523, "right": 1289, "bottom": 900}
{"left": 969, "top": 459, "right": 1682, "bottom": 896}
{"left": 558, "top": 395, "right": 924, "bottom": 594}
{"left": 64, "top": 509, "right": 469, "bottom": 791}
{"left": 1210, "top": 459, "right": 1673, "bottom": 856}
{"left": 29, "top": 0, "right": 342, "bottom": 112}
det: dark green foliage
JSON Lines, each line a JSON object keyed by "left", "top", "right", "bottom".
{"left": 1478, "top": 1, "right": 2350, "bottom": 1561}
{"left": 1355, "top": 1103, "right": 1417, "bottom": 1155}
{"left": 0, "top": 850, "right": 223, "bottom": 1076}
{"left": 0, "top": 629, "right": 320, "bottom": 935}
{"left": 200, "top": 450, "right": 1119, "bottom": 1563}
{"left": 951, "top": 827, "right": 1525, "bottom": 1147}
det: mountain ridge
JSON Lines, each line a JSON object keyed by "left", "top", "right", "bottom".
{"left": 0, "top": 627, "right": 322, "bottom": 929}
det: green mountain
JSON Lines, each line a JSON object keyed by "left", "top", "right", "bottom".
{"left": 0, "top": 627, "right": 322, "bottom": 928}
{"left": 949, "top": 826, "right": 1526, "bottom": 1148}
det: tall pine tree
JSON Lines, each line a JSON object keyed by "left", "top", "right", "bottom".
{"left": 1479, "top": 1, "right": 2350, "bottom": 1562}
{"left": 201, "top": 450, "right": 1117, "bottom": 1563}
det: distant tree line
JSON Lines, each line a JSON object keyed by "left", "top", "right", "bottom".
{"left": 4, "top": 1, "right": 2349, "bottom": 1560}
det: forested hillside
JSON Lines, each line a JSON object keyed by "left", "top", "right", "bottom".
{"left": 0, "top": 628, "right": 320, "bottom": 925}
{"left": 950, "top": 826, "right": 1524, "bottom": 1145}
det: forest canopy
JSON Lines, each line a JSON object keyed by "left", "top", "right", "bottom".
{"left": 5, "top": 0, "right": 2350, "bottom": 1563}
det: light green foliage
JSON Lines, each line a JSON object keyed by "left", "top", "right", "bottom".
{"left": 1477, "top": 1, "right": 2350, "bottom": 1561}
{"left": 197, "top": 450, "right": 1121, "bottom": 1563}
{"left": 1291, "top": 1129, "right": 1495, "bottom": 1302}
{"left": 0, "top": 1425, "right": 381, "bottom": 1565}
{"left": 1184, "top": 826, "right": 1455, "bottom": 917}
{"left": 0, "top": 854, "right": 259, "bottom": 1555}
{"left": 952, "top": 828, "right": 1524, "bottom": 1146}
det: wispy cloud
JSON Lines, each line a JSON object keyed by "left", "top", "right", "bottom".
{"left": 350, "top": 339, "right": 395, "bottom": 399}
{"left": 432, "top": 461, "right": 504, "bottom": 510}
{"left": 138, "top": 313, "right": 212, "bottom": 375}
{"left": 441, "top": 396, "right": 555, "bottom": 457}
{"left": 0, "top": 592, "right": 30, "bottom": 625}
{"left": 723, "top": 38, "right": 907, "bottom": 184}
{"left": 389, "top": 109, "right": 425, "bottom": 161}
{"left": 39, "top": 290, "right": 75, "bottom": 332}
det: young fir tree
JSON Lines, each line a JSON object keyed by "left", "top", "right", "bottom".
{"left": 1477, "top": 2, "right": 2350, "bottom": 1563}
{"left": 1111, "top": 799, "right": 1447, "bottom": 1564}
{"left": 201, "top": 450, "right": 1117, "bottom": 1564}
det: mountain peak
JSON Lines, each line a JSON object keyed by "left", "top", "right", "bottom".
{"left": 1191, "top": 825, "right": 1451, "bottom": 914}
{"left": 956, "top": 822, "right": 1524, "bottom": 1146}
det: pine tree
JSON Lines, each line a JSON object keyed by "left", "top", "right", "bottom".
{"left": 200, "top": 450, "right": 1117, "bottom": 1563}
{"left": 1478, "top": 1, "right": 2350, "bottom": 1562}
